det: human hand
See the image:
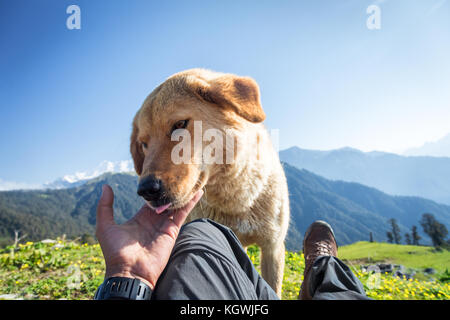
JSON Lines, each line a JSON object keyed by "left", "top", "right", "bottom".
{"left": 95, "top": 184, "right": 203, "bottom": 289}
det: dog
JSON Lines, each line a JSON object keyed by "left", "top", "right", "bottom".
{"left": 130, "top": 69, "right": 290, "bottom": 297}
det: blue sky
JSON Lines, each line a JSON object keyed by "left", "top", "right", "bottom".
{"left": 0, "top": 0, "right": 449, "bottom": 186}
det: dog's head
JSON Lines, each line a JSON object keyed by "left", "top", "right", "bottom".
{"left": 130, "top": 69, "right": 265, "bottom": 212}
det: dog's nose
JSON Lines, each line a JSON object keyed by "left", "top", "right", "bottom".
{"left": 137, "top": 175, "right": 162, "bottom": 200}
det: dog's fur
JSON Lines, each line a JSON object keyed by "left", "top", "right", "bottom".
{"left": 130, "top": 69, "right": 290, "bottom": 296}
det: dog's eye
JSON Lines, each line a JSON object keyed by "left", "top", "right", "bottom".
{"left": 171, "top": 120, "right": 189, "bottom": 134}
{"left": 141, "top": 142, "right": 148, "bottom": 150}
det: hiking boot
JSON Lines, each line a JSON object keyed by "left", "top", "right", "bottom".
{"left": 298, "top": 220, "right": 338, "bottom": 300}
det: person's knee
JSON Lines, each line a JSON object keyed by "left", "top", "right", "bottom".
{"left": 176, "top": 218, "right": 230, "bottom": 249}
{"left": 180, "top": 218, "right": 211, "bottom": 233}
{"left": 179, "top": 218, "right": 220, "bottom": 240}
{"left": 173, "top": 218, "right": 243, "bottom": 263}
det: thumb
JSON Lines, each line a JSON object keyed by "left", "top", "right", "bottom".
{"left": 172, "top": 189, "right": 204, "bottom": 228}
{"left": 96, "top": 184, "right": 116, "bottom": 233}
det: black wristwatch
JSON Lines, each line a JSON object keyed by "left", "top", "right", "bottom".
{"left": 94, "top": 277, "right": 152, "bottom": 300}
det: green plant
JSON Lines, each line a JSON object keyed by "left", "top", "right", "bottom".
{"left": 0, "top": 240, "right": 448, "bottom": 300}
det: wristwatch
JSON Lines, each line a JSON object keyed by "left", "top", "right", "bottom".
{"left": 94, "top": 277, "right": 152, "bottom": 300}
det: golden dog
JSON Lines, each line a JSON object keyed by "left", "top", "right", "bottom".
{"left": 130, "top": 69, "right": 290, "bottom": 297}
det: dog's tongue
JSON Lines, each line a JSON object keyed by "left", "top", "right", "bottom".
{"left": 153, "top": 203, "right": 172, "bottom": 214}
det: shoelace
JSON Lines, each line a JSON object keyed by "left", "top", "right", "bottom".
{"left": 305, "top": 241, "right": 334, "bottom": 269}
{"left": 301, "top": 241, "right": 336, "bottom": 299}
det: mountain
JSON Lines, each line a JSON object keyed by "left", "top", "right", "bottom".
{"left": 42, "top": 177, "right": 90, "bottom": 190}
{"left": 0, "top": 160, "right": 134, "bottom": 191}
{"left": 0, "top": 172, "right": 144, "bottom": 246}
{"left": 283, "top": 163, "right": 450, "bottom": 249}
{"left": 404, "top": 133, "right": 450, "bottom": 158}
{"left": 279, "top": 146, "right": 450, "bottom": 205}
{"left": 42, "top": 160, "right": 135, "bottom": 189}
{"left": 2, "top": 166, "right": 449, "bottom": 250}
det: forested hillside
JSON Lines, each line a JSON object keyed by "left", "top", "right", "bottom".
{"left": 1, "top": 166, "right": 449, "bottom": 250}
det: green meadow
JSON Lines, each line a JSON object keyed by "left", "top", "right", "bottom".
{"left": 0, "top": 239, "right": 448, "bottom": 300}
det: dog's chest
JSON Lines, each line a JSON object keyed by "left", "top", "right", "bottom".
{"left": 185, "top": 137, "right": 284, "bottom": 245}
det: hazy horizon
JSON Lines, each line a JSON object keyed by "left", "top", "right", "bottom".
{"left": 2, "top": 140, "right": 450, "bottom": 191}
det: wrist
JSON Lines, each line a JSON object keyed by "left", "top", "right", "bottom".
{"left": 95, "top": 277, "right": 152, "bottom": 300}
{"left": 105, "top": 267, "right": 154, "bottom": 290}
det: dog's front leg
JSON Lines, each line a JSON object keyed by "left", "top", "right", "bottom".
{"left": 261, "top": 241, "right": 285, "bottom": 298}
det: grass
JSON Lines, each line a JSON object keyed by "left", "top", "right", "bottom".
{"left": 0, "top": 239, "right": 449, "bottom": 300}
{"left": 339, "top": 241, "right": 450, "bottom": 273}
{"left": 0, "top": 240, "right": 104, "bottom": 300}
{"left": 249, "top": 242, "right": 450, "bottom": 300}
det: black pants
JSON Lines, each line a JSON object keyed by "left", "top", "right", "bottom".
{"left": 152, "top": 219, "right": 370, "bottom": 300}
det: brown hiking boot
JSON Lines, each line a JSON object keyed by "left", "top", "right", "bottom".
{"left": 298, "top": 220, "right": 338, "bottom": 300}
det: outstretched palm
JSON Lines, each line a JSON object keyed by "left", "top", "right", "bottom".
{"left": 96, "top": 184, "right": 203, "bottom": 289}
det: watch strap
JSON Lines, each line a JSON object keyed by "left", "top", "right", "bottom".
{"left": 94, "top": 277, "right": 152, "bottom": 300}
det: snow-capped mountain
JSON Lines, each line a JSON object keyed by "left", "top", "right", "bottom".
{"left": 43, "top": 160, "right": 135, "bottom": 189}
{"left": 0, "top": 160, "right": 136, "bottom": 191}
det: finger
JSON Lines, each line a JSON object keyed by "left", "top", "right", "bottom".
{"left": 96, "top": 184, "right": 116, "bottom": 232}
{"left": 172, "top": 189, "right": 204, "bottom": 228}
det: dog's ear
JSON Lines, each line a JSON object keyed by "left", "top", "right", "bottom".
{"left": 192, "top": 74, "right": 266, "bottom": 123}
{"left": 130, "top": 121, "right": 144, "bottom": 176}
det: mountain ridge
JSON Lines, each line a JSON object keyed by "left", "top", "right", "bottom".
{"left": 280, "top": 146, "right": 450, "bottom": 205}
{"left": 1, "top": 166, "right": 448, "bottom": 250}
{"left": 404, "top": 133, "right": 450, "bottom": 158}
